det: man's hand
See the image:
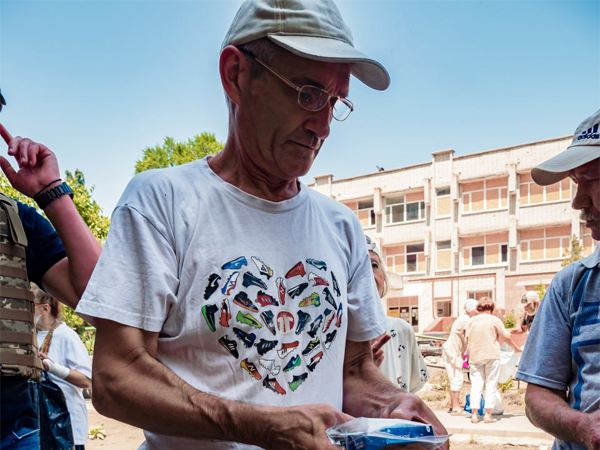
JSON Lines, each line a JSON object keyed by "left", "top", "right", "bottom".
{"left": 371, "top": 333, "right": 391, "bottom": 367}
{"left": 261, "top": 403, "right": 354, "bottom": 450}
{"left": 576, "top": 411, "right": 600, "bottom": 450}
{"left": 0, "top": 124, "right": 61, "bottom": 198}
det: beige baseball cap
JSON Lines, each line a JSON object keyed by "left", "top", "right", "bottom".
{"left": 532, "top": 109, "right": 600, "bottom": 186}
{"left": 222, "top": 0, "right": 391, "bottom": 91}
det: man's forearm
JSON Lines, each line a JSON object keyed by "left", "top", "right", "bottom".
{"left": 525, "top": 383, "right": 595, "bottom": 446}
{"left": 44, "top": 194, "right": 101, "bottom": 297}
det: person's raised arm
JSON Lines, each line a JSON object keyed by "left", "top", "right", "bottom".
{"left": 342, "top": 339, "right": 448, "bottom": 449}
{"left": 525, "top": 383, "right": 600, "bottom": 450}
{"left": 0, "top": 124, "right": 101, "bottom": 308}
{"left": 93, "top": 318, "right": 352, "bottom": 449}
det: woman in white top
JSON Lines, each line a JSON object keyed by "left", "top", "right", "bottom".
{"left": 34, "top": 288, "right": 92, "bottom": 450}
{"left": 366, "top": 236, "right": 429, "bottom": 393}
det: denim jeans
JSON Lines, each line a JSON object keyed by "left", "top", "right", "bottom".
{"left": 0, "top": 427, "right": 40, "bottom": 450}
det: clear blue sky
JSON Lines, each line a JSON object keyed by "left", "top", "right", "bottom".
{"left": 1, "top": 0, "right": 598, "bottom": 215}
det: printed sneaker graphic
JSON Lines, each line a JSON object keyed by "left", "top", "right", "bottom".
{"left": 306, "top": 258, "right": 327, "bottom": 271}
{"left": 263, "top": 376, "right": 286, "bottom": 395}
{"left": 255, "top": 338, "right": 279, "bottom": 356}
{"left": 285, "top": 261, "right": 306, "bottom": 279}
{"left": 288, "top": 282, "right": 309, "bottom": 299}
{"left": 233, "top": 327, "right": 257, "bottom": 348}
{"left": 241, "top": 358, "right": 262, "bottom": 380}
{"left": 204, "top": 274, "right": 221, "bottom": 300}
{"left": 201, "top": 304, "right": 218, "bottom": 332}
{"left": 219, "top": 335, "right": 239, "bottom": 359}
{"left": 295, "top": 311, "right": 311, "bottom": 335}
{"left": 307, "top": 351, "right": 324, "bottom": 372}
{"left": 256, "top": 291, "right": 279, "bottom": 308}
{"left": 308, "top": 272, "right": 329, "bottom": 287}
{"left": 299, "top": 293, "right": 320, "bottom": 308}
{"left": 251, "top": 256, "right": 273, "bottom": 280}
{"left": 288, "top": 373, "right": 308, "bottom": 392}
{"left": 260, "top": 310, "right": 276, "bottom": 336}
{"left": 331, "top": 272, "right": 341, "bottom": 297}
{"left": 322, "top": 308, "right": 335, "bottom": 333}
{"left": 324, "top": 329, "right": 337, "bottom": 349}
{"left": 222, "top": 272, "right": 239, "bottom": 295}
{"left": 283, "top": 355, "right": 301, "bottom": 372}
{"left": 233, "top": 292, "right": 259, "bottom": 313}
{"left": 222, "top": 256, "right": 248, "bottom": 270}
{"left": 242, "top": 272, "right": 267, "bottom": 290}
{"left": 322, "top": 287, "right": 337, "bottom": 309}
{"left": 259, "top": 358, "right": 281, "bottom": 376}
{"left": 302, "top": 337, "right": 320, "bottom": 356}
{"left": 277, "top": 341, "right": 299, "bottom": 359}
{"left": 307, "top": 314, "right": 323, "bottom": 338}
{"left": 335, "top": 303, "right": 344, "bottom": 328}
{"left": 220, "top": 298, "right": 232, "bottom": 327}
{"left": 276, "top": 310, "right": 295, "bottom": 335}
{"left": 236, "top": 311, "right": 262, "bottom": 329}
{"left": 276, "top": 277, "right": 286, "bottom": 305}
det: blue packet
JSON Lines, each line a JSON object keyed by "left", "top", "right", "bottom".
{"left": 327, "top": 417, "right": 450, "bottom": 450}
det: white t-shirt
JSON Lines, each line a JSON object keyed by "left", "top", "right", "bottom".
{"left": 36, "top": 322, "right": 92, "bottom": 445}
{"left": 378, "top": 317, "right": 429, "bottom": 393}
{"left": 76, "top": 157, "right": 387, "bottom": 450}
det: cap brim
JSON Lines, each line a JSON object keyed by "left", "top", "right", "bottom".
{"left": 531, "top": 144, "right": 599, "bottom": 185}
{"left": 268, "top": 35, "right": 391, "bottom": 91}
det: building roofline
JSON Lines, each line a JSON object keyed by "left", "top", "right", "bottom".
{"left": 453, "top": 135, "right": 573, "bottom": 161}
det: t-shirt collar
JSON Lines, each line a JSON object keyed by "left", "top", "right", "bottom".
{"left": 581, "top": 245, "right": 600, "bottom": 268}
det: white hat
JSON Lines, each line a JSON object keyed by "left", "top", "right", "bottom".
{"left": 532, "top": 109, "right": 600, "bottom": 186}
{"left": 464, "top": 299, "right": 478, "bottom": 313}
{"left": 365, "top": 235, "right": 383, "bottom": 262}
{"left": 522, "top": 291, "right": 539, "bottom": 305}
{"left": 221, "top": 0, "right": 391, "bottom": 91}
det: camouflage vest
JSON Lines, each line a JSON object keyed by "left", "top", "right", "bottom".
{"left": 0, "top": 193, "right": 43, "bottom": 381}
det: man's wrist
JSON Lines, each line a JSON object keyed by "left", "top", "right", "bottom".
{"left": 34, "top": 181, "right": 74, "bottom": 210}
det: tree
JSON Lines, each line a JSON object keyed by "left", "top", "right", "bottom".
{"left": 135, "top": 133, "right": 224, "bottom": 174}
{"left": 562, "top": 234, "right": 584, "bottom": 268}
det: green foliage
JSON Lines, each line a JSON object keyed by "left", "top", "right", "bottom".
{"left": 135, "top": 133, "right": 224, "bottom": 174}
{"left": 535, "top": 282, "right": 547, "bottom": 301}
{"left": 503, "top": 310, "right": 517, "bottom": 329}
{"left": 497, "top": 377, "right": 514, "bottom": 393}
{"left": 62, "top": 306, "right": 96, "bottom": 355}
{"left": 562, "top": 234, "right": 584, "bottom": 267}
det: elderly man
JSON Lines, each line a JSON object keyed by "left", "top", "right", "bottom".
{"left": 76, "top": 1, "right": 447, "bottom": 449}
{"left": 516, "top": 109, "right": 600, "bottom": 450}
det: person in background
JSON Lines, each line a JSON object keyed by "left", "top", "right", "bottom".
{"left": 466, "top": 297, "right": 522, "bottom": 424}
{"left": 516, "top": 109, "right": 600, "bottom": 450}
{"left": 442, "top": 299, "right": 479, "bottom": 415}
{"left": 367, "top": 236, "right": 429, "bottom": 393}
{"left": 34, "top": 288, "right": 92, "bottom": 450}
{"left": 520, "top": 291, "right": 540, "bottom": 332}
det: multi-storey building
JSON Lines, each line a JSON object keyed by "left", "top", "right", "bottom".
{"left": 310, "top": 135, "right": 597, "bottom": 332}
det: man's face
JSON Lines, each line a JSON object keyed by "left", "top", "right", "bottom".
{"left": 569, "top": 158, "right": 600, "bottom": 241}
{"left": 237, "top": 50, "right": 351, "bottom": 182}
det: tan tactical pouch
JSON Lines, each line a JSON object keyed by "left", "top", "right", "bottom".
{"left": 0, "top": 193, "right": 43, "bottom": 381}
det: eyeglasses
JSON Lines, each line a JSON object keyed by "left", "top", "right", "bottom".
{"left": 245, "top": 52, "right": 354, "bottom": 122}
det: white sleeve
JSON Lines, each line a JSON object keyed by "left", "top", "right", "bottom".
{"left": 76, "top": 204, "right": 179, "bottom": 332}
{"left": 62, "top": 328, "right": 93, "bottom": 379}
{"left": 408, "top": 326, "right": 429, "bottom": 393}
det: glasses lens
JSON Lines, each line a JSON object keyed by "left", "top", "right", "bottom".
{"left": 332, "top": 99, "right": 352, "bottom": 121}
{"left": 299, "top": 86, "right": 329, "bottom": 111}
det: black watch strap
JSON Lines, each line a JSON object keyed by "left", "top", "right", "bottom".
{"left": 34, "top": 182, "right": 74, "bottom": 210}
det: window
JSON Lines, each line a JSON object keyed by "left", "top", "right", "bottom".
{"left": 357, "top": 200, "right": 376, "bottom": 228}
{"left": 436, "top": 240, "right": 452, "bottom": 271}
{"left": 386, "top": 243, "right": 425, "bottom": 274}
{"left": 520, "top": 227, "right": 571, "bottom": 261}
{"left": 385, "top": 194, "right": 425, "bottom": 225}
{"left": 462, "top": 233, "right": 509, "bottom": 267}
{"left": 468, "top": 291, "right": 493, "bottom": 300}
{"left": 519, "top": 172, "right": 570, "bottom": 206}
{"left": 436, "top": 187, "right": 451, "bottom": 217}
{"left": 462, "top": 177, "right": 509, "bottom": 213}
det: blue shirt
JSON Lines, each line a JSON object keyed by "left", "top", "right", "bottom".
{"left": 516, "top": 246, "right": 600, "bottom": 450}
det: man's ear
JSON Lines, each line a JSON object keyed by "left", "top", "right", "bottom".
{"left": 219, "top": 45, "right": 251, "bottom": 108}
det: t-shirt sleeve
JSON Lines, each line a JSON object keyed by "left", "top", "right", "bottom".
{"left": 17, "top": 202, "right": 67, "bottom": 288}
{"left": 515, "top": 276, "right": 573, "bottom": 391}
{"left": 345, "top": 224, "right": 387, "bottom": 342}
{"left": 62, "top": 328, "right": 92, "bottom": 379}
{"left": 409, "top": 327, "right": 428, "bottom": 393}
{"left": 75, "top": 204, "right": 179, "bottom": 332}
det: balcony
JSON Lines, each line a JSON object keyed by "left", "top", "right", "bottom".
{"left": 459, "top": 209, "right": 510, "bottom": 235}
{"left": 517, "top": 201, "right": 572, "bottom": 229}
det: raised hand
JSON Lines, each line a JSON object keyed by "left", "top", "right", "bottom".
{"left": 0, "top": 123, "right": 61, "bottom": 198}
{"left": 371, "top": 333, "right": 391, "bottom": 367}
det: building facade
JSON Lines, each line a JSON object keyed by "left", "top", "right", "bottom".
{"left": 311, "top": 136, "right": 597, "bottom": 332}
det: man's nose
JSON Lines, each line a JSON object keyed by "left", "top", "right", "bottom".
{"left": 305, "top": 104, "right": 332, "bottom": 142}
{"left": 572, "top": 183, "right": 592, "bottom": 210}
